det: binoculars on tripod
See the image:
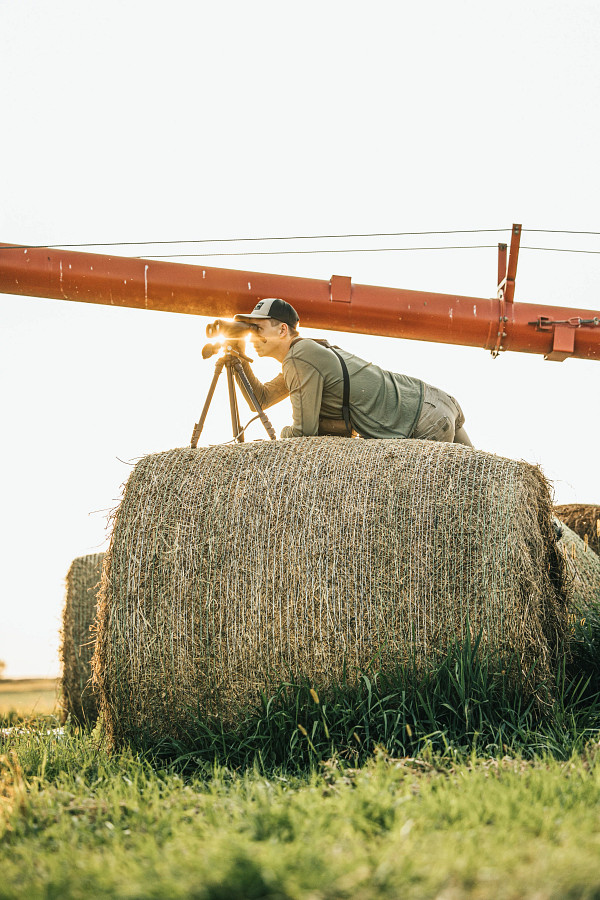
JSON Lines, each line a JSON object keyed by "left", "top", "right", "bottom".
{"left": 202, "top": 319, "right": 259, "bottom": 360}
{"left": 205, "top": 319, "right": 259, "bottom": 340}
{"left": 192, "top": 319, "right": 277, "bottom": 445}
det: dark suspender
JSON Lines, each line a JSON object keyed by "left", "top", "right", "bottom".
{"left": 328, "top": 347, "right": 353, "bottom": 434}
{"left": 304, "top": 338, "right": 353, "bottom": 434}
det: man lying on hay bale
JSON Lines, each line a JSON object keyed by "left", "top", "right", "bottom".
{"left": 233, "top": 298, "right": 473, "bottom": 446}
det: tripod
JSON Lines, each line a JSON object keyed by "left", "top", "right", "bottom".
{"left": 190, "top": 348, "right": 277, "bottom": 447}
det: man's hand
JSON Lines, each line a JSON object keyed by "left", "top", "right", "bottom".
{"left": 223, "top": 339, "right": 254, "bottom": 363}
{"left": 223, "top": 338, "right": 247, "bottom": 353}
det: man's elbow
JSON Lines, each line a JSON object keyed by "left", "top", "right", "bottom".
{"left": 280, "top": 424, "right": 318, "bottom": 439}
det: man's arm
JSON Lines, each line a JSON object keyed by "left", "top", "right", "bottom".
{"left": 234, "top": 358, "right": 289, "bottom": 410}
{"left": 280, "top": 357, "right": 324, "bottom": 437}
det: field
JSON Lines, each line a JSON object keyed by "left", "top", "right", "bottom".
{"left": 2, "top": 727, "right": 600, "bottom": 899}
{"left": 2, "top": 632, "right": 600, "bottom": 899}
{"left": 0, "top": 679, "right": 58, "bottom": 718}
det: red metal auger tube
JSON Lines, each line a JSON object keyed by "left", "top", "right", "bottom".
{"left": 1, "top": 242, "right": 599, "bottom": 360}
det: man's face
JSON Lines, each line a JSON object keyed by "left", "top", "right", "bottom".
{"left": 248, "top": 319, "right": 286, "bottom": 358}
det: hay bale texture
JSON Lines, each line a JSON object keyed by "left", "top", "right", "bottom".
{"left": 93, "top": 439, "right": 568, "bottom": 747}
{"left": 60, "top": 553, "right": 104, "bottom": 724}
{"left": 557, "top": 524, "right": 600, "bottom": 619}
{"left": 554, "top": 504, "right": 600, "bottom": 556}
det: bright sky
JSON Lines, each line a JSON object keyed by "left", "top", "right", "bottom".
{"left": 1, "top": 0, "right": 599, "bottom": 678}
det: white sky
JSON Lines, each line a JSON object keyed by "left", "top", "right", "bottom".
{"left": 1, "top": 0, "right": 599, "bottom": 678}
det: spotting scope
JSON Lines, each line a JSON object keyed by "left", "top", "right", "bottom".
{"left": 205, "top": 319, "right": 259, "bottom": 339}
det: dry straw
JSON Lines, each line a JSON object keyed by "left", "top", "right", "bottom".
{"left": 554, "top": 504, "right": 600, "bottom": 557}
{"left": 60, "top": 553, "right": 104, "bottom": 725}
{"left": 93, "top": 439, "right": 569, "bottom": 747}
{"left": 556, "top": 523, "right": 600, "bottom": 620}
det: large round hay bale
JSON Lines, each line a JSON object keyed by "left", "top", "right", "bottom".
{"left": 554, "top": 504, "right": 600, "bottom": 556}
{"left": 60, "top": 552, "right": 104, "bottom": 725}
{"left": 557, "top": 524, "right": 600, "bottom": 619}
{"left": 93, "top": 439, "right": 568, "bottom": 747}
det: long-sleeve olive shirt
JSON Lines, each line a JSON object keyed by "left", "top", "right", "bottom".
{"left": 236, "top": 338, "right": 424, "bottom": 439}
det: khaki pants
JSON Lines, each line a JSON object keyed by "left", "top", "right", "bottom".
{"left": 411, "top": 383, "right": 473, "bottom": 446}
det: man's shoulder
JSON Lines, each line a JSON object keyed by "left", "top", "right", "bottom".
{"left": 286, "top": 338, "right": 336, "bottom": 363}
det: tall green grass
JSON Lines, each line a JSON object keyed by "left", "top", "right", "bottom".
{"left": 7, "top": 620, "right": 597, "bottom": 777}
{"left": 3, "top": 732, "right": 600, "bottom": 900}
{"left": 4, "top": 618, "right": 600, "bottom": 898}
{"left": 568, "top": 596, "right": 600, "bottom": 695}
{"left": 135, "top": 623, "right": 600, "bottom": 774}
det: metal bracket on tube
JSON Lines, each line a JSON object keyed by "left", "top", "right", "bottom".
{"left": 491, "top": 224, "right": 521, "bottom": 358}
{"left": 330, "top": 274, "right": 352, "bottom": 303}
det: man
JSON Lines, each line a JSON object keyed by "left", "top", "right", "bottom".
{"left": 233, "top": 297, "right": 472, "bottom": 445}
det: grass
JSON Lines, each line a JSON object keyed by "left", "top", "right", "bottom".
{"left": 120, "top": 626, "right": 600, "bottom": 773}
{"left": 2, "top": 621, "right": 600, "bottom": 898}
{"left": 2, "top": 728, "right": 600, "bottom": 899}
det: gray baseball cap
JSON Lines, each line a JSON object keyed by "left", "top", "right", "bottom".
{"left": 235, "top": 298, "right": 299, "bottom": 328}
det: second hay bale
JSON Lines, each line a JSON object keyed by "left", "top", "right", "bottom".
{"left": 60, "top": 552, "right": 104, "bottom": 725}
{"left": 554, "top": 504, "right": 600, "bottom": 557}
{"left": 94, "top": 438, "right": 569, "bottom": 748}
{"left": 557, "top": 523, "right": 600, "bottom": 619}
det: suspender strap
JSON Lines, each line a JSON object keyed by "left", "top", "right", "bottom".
{"left": 299, "top": 337, "right": 355, "bottom": 434}
{"left": 328, "top": 347, "right": 353, "bottom": 434}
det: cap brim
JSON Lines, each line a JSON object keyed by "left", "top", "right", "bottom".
{"left": 234, "top": 313, "right": 271, "bottom": 321}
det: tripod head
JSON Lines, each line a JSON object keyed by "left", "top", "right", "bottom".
{"left": 202, "top": 342, "right": 253, "bottom": 361}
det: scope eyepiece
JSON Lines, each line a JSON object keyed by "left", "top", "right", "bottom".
{"left": 205, "top": 319, "right": 257, "bottom": 339}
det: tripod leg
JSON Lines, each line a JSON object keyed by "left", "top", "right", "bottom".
{"left": 231, "top": 359, "right": 277, "bottom": 441}
{"left": 190, "top": 358, "right": 225, "bottom": 448}
{"left": 226, "top": 361, "right": 244, "bottom": 442}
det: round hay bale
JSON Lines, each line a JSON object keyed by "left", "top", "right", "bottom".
{"left": 60, "top": 552, "right": 104, "bottom": 725}
{"left": 556, "top": 523, "right": 600, "bottom": 619}
{"left": 554, "top": 504, "right": 600, "bottom": 556}
{"left": 93, "top": 439, "right": 568, "bottom": 747}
